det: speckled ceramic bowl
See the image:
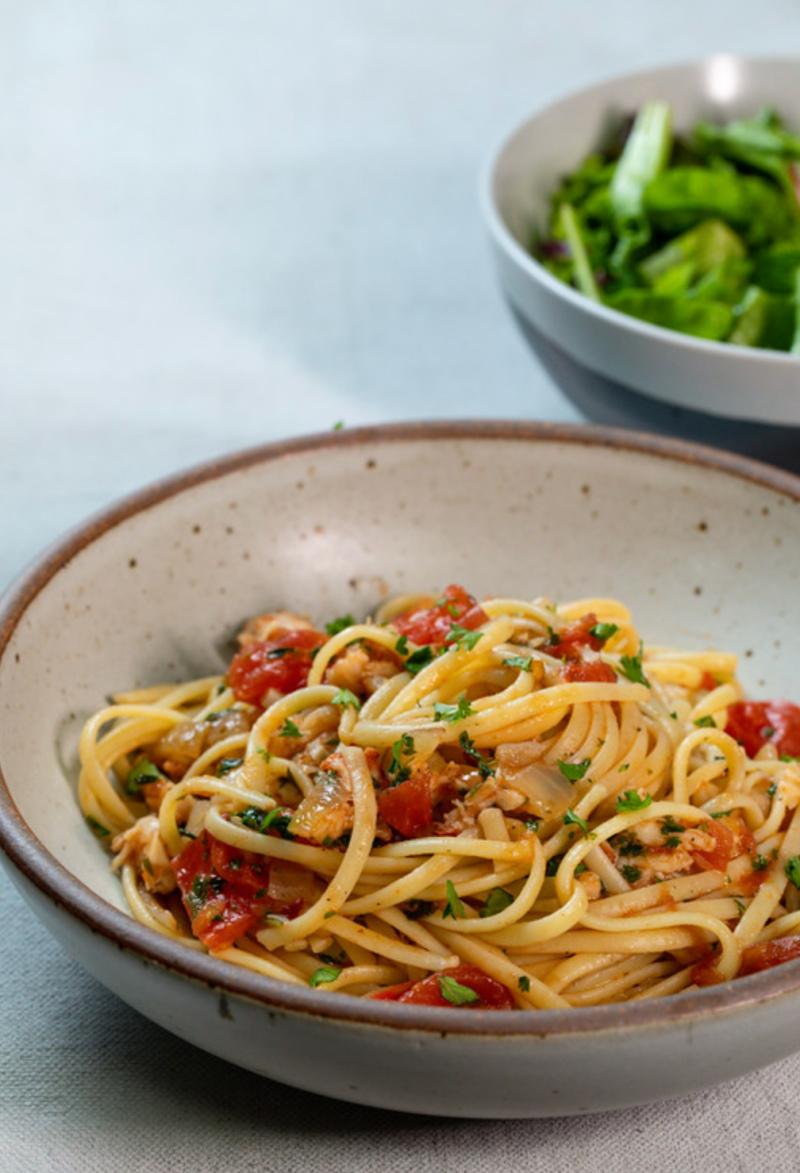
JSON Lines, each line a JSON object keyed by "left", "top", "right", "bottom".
{"left": 481, "top": 56, "right": 800, "bottom": 424}
{"left": 2, "top": 422, "right": 800, "bottom": 1118}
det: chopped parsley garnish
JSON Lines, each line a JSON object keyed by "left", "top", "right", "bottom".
{"left": 503, "top": 654, "right": 533, "bottom": 672}
{"left": 404, "top": 645, "right": 435, "bottom": 675}
{"left": 86, "top": 816, "right": 110, "bottom": 837}
{"left": 256, "top": 747, "right": 273, "bottom": 763}
{"left": 388, "top": 733, "right": 415, "bottom": 783}
{"left": 694, "top": 715, "right": 716, "bottom": 728}
{"left": 186, "top": 874, "right": 224, "bottom": 919}
{"left": 752, "top": 854, "right": 770, "bottom": 872}
{"left": 711, "top": 810, "right": 732, "bottom": 819}
{"left": 557, "top": 757, "right": 591, "bottom": 783}
{"left": 126, "top": 757, "right": 162, "bottom": 795}
{"left": 619, "top": 644, "right": 650, "bottom": 688}
{"left": 236, "top": 806, "right": 294, "bottom": 838}
{"left": 545, "top": 854, "right": 564, "bottom": 876}
{"left": 589, "top": 622, "right": 619, "bottom": 642}
{"left": 332, "top": 688, "right": 361, "bottom": 710}
{"left": 309, "top": 966, "right": 342, "bottom": 987}
{"left": 518, "top": 975, "right": 531, "bottom": 993}
{"left": 660, "top": 816, "right": 685, "bottom": 835}
{"left": 215, "top": 756, "right": 244, "bottom": 776}
{"left": 442, "top": 879, "right": 466, "bottom": 920}
{"left": 616, "top": 790, "right": 653, "bottom": 813}
{"left": 445, "top": 624, "right": 484, "bottom": 652}
{"left": 480, "top": 887, "right": 514, "bottom": 918}
{"left": 437, "top": 975, "right": 480, "bottom": 1006}
{"left": 785, "top": 857, "right": 800, "bottom": 889}
{"left": 619, "top": 864, "right": 642, "bottom": 883}
{"left": 434, "top": 696, "right": 474, "bottom": 724}
{"left": 266, "top": 646, "right": 292, "bottom": 659}
{"left": 279, "top": 718, "right": 301, "bottom": 739}
{"left": 458, "top": 731, "right": 496, "bottom": 778}
{"left": 563, "top": 808, "right": 589, "bottom": 838}
{"left": 395, "top": 634, "right": 409, "bottom": 656}
{"left": 614, "top": 832, "right": 645, "bottom": 857}
{"left": 325, "top": 615, "right": 356, "bottom": 636}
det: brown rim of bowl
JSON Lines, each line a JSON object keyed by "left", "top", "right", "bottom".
{"left": 2, "top": 419, "right": 800, "bottom": 1037}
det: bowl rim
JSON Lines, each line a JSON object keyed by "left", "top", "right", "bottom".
{"left": 3, "top": 418, "right": 800, "bottom": 1037}
{"left": 479, "top": 53, "right": 800, "bottom": 369}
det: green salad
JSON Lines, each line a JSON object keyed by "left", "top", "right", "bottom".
{"left": 537, "top": 103, "right": 800, "bottom": 352}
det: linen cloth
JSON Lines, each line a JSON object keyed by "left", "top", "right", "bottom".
{"left": 2, "top": 3, "right": 800, "bottom": 1169}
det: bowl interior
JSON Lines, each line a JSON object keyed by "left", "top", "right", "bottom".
{"left": 2, "top": 424, "right": 800, "bottom": 912}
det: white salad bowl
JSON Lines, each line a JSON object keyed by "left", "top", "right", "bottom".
{"left": 481, "top": 56, "right": 800, "bottom": 424}
{"left": 2, "top": 421, "right": 800, "bottom": 1118}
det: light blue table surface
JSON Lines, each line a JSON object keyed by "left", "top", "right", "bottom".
{"left": 2, "top": 4, "right": 800, "bottom": 1169}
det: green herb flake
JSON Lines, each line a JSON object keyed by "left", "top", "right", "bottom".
{"left": 589, "top": 622, "right": 619, "bottom": 642}
{"left": 458, "top": 731, "right": 496, "bottom": 778}
{"left": 444, "top": 624, "right": 484, "bottom": 652}
{"left": 437, "top": 974, "right": 480, "bottom": 1006}
{"left": 502, "top": 656, "right": 533, "bottom": 676}
{"left": 279, "top": 718, "right": 301, "bottom": 739}
{"left": 126, "top": 757, "right": 162, "bottom": 795}
{"left": 404, "top": 645, "right": 435, "bottom": 675}
{"left": 395, "top": 634, "right": 409, "bottom": 656}
{"left": 434, "top": 696, "right": 474, "bottom": 724}
{"left": 86, "top": 816, "right": 110, "bottom": 837}
{"left": 215, "top": 756, "right": 244, "bottom": 776}
{"left": 518, "top": 975, "right": 531, "bottom": 993}
{"left": 616, "top": 790, "right": 653, "bottom": 813}
{"left": 325, "top": 614, "right": 356, "bottom": 637}
{"left": 436, "top": 975, "right": 480, "bottom": 1004}
{"left": 388, "top": 733, "right": 415, "bottom": 783}
{"left": 694, "top": 715, "right": 716, "bottom": 728}
{"left": 619, "top": 643, "right": 650, "bottom": 688}
{"left": 619, "top": 864, "right": 642, "bottom": 883}
{"left": 480, "top": 887, "right": 514, "bottom": 918}
{"left": 785, "top": 856, "right": 800, "bottom": 889}
{"left": 309, "top": 966, "right": 341, "bottom": 988}
{"left": 557, "top": 757, "right": 591, "bottom": 783}
{"left": 442, "top": 879, "right": 466, "bottom": 920}
{"left": 563, "top": 808, "right": 590, "bottom": 838}
{"left": 332, "top": 688, "right": 361, "bottom": 710}
{"left": 752, "top": 854, "right": 770, "bottom": 873}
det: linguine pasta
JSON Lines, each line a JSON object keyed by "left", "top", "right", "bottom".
{"left": 78, "top": 586, "right": 800, "bottom": 1010}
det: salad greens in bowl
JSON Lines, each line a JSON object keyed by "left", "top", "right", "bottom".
{"left": 482, "top": 57, "right": 800, "bottom": 423}
{"left": 540, "top": 102, "right": 800, "bottom": 351}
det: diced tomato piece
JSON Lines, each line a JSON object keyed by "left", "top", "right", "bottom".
{"left": 171, "top": 831, "right": 303, "bottom": 951}
{"left": 560, "top": 660, "right": 617, "bottom": 684}
{"left": 740, "top": 936, "right": 800, "bottom": 976}
{"left": 391, "top": 585, "right": 488, "bottom": 649}
{"left": 691, "top": 818, "right": 736, "bottom": 873}
{"left": 370, "top": 964, "right": 515, "bottom": 1009}
{"left": 227, "top": 627, "right": 326, "bottom": 704}
{"left": 725, "top": 700, "right": 800, "bottom": 759}
{"left": 700, "top": 671, "right": 719, "bottom": 692}
{"left": 378, "top": 773, "right": 433, "bottom": 839}
{"left": 547, "top": 613, "right": 603, "bottom": 662}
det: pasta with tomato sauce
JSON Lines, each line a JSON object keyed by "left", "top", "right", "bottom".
{"left": 78, "top": 585, "right": 800, "bottom": 1010}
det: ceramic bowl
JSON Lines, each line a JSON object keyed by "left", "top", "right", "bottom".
{"left": 2, "top": 421, "right": 800, "bottom": 1119}
{"left": 481, "top": 56, "right": 800, "bottom": 425}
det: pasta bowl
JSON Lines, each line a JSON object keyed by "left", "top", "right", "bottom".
{"left": 481, "top": 56, "right": 800, "bottom": 424}
{"left": 2, "top": 421, "right": 800, "bottom": 1118}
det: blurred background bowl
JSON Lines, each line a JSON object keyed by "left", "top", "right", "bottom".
{"left": 481, "top": 56, "right": 800, "bottom": 437}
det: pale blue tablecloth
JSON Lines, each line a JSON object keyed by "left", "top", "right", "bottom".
{"left": 2, "top": 3, "right": 800, "bottom": 1169}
